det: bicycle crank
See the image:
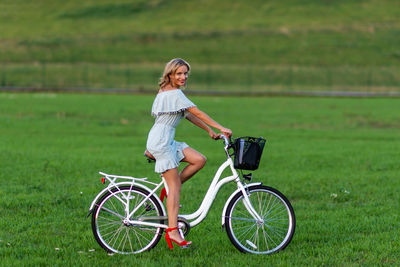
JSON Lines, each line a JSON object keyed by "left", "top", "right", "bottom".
{"left": 136, "top": 216, "right": 191, "bottom": 236}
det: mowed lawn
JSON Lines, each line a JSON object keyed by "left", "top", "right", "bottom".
{"left": 0, "top": 93, "right": 399, "bottom": 266}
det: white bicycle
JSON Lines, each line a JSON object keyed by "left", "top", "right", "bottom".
{"left": 88, "top": 136, "right": 295, "bottom": 254}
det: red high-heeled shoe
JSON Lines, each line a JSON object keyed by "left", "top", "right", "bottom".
{"left": 165, "top": 227, "right": 191, "bottom": 249}
{"left": 159, "top": 187, "right": 167, "bottom": 203}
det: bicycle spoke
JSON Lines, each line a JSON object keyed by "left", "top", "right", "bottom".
{"left": 265, "top": 197, "right": 282, "bottom": 215}
{"left": 99, "top": 206, "right": 125, "bottom": 220}
{"left": 247, "top": 225, "right": 257, "bottom": 246}
{"left": 109, "top": 224, "right": 124, "bottom": 248}
{"left": 109, "top": 197, "right": 123, "bottom": 214}
{"left": 260, "top": 194, "right": 272, "bottom": 218}
{"left": 118, "top": 228, "right": 128, "bottom": 251}
{"left": 98, "top": 215, "right": 122, "bottom": 224}
{"left": 132, "top": 227, "right": 145, "bottom": 249}
{"left": 257, "top": 192, "right": 264, "bottom": 215}
{"left": 232, "top": 222, "right": 256, "bottom": 234}
{"left": 230, "top": 216, "right": 257, "bottom": 222}
{"left": 127, "top": 228, "right": 134, "bottom": 253}
{"left": 261, "top": 224, "right": 270, "bottom": 251}
{"left": 237, "top": 202, "right": 255, "bottom": 218}
{"left": 265, "top": 207, "right": 287, "bottom": 220}
{"left": 235, "top": 223, "right": 256, "bottom": 241}
{"left": 98, "top": 221, "right": 122, "bottom": 233}
{"left": 265, "top": 226, "right": 280, "bottom": 248}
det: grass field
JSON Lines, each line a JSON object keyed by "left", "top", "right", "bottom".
{"left": 0, "top": 92, "right": 399, "bottom": 266}
{"left": 1, "top": 0, "right": 400, "bottom": 92}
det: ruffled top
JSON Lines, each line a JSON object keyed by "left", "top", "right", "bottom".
{"left": 151, "top": 89, "right": 196, "bottom": 117}
{"left": 146, "top": 89, "right": 196, "bottom": 173}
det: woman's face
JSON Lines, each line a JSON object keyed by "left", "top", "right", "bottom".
{"left": 169, "top": 65, "right": 189, "bottom": 88}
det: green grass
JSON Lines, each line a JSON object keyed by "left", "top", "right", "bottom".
{"left": 1, "top": 0, "right": 400, "bottom": 91}
{"left": 0, "top": 92, "right": 399, "bottom": 266}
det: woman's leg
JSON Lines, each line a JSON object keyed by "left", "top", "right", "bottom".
{"left": 180, "top": 147, "right": 207, "bottom": 184}
{"left": 162, "top": 167, "right": 190, "bottom": 243}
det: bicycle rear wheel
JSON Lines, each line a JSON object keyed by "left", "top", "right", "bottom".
{"left": 225, "top": 185, "right": 295, "bottom": 254}
{"left": 91, "top": 186, "right": 165, "bottom": 254}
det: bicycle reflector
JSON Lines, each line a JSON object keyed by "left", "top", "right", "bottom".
{"left": 101, "top": 177, "right": 105, "bottom": 184}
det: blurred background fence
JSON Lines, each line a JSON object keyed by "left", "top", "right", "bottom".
{"left": 1, "top": 62, "right": 399, "bottom": 94}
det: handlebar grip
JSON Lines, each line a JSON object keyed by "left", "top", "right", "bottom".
{"left": 219, "top": 134, "right": 231, "bottom": 146}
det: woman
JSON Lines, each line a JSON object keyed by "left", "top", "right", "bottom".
{"left": 146, "top": 58, "right": 232, "bottom": 249}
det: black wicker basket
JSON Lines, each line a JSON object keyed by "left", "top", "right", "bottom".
{"left": 232, "top": 137, "right": 266, "bottom": 170}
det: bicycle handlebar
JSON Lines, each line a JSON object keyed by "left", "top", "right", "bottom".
{"left": 219, "top": 134, "right": 231, "bottom": 146}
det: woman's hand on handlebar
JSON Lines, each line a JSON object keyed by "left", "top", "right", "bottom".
{"left": 220, "top": 127, "right": 232, "bottom": 138}
{"left": 208, "top": 130, "right": 220, "bottom": 140}
{"left": 209, "top": 127, "right": 232, "bottom": 141}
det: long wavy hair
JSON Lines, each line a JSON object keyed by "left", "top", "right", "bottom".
{"left": 159, "top": 58, "right": 191, "bottom": 89}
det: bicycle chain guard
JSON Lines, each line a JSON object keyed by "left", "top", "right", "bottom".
{"left": 178, "top": 217, "right": 191, "bottom": 236}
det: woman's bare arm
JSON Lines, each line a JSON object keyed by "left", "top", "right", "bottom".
{"left": 186, "top": 113, "right": 219, "bottom": 139}
{"left": 187, "top": 106, "right": 232, "bottom": 137}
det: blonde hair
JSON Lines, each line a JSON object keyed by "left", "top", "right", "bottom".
{"left": 159, "top": 58, "right": 191, "bottom": 88}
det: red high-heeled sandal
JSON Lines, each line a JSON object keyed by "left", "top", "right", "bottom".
{"left": 165, "top": 227, "right": 191, "bottom": 249}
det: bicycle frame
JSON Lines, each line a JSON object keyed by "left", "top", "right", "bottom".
{"left": 179, "top": 156, "right": 262, "bottom": 227}
{"left": 89, "top": 136, "right": 264, "bottom": 230}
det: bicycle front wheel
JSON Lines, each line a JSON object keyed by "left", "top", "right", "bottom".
{"left": 91, "top": 186, "right": 165, "bottom": 254}
{"left": 225, "top": 185, "right": 295, "bottom": 254}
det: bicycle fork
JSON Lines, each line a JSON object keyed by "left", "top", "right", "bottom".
{"left": 237, "top": 183, "right": 264, "bottom": 224}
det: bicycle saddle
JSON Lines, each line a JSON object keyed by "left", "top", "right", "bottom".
{"left": 144, "top": 150, "right": 156, "bottom": 162}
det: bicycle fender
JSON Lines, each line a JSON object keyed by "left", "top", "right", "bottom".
{"left": 221, "top": 182, "right": 262, "bottom": 228}
{"left": 87, "top": 182, "right": 166, "bottom": 218}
